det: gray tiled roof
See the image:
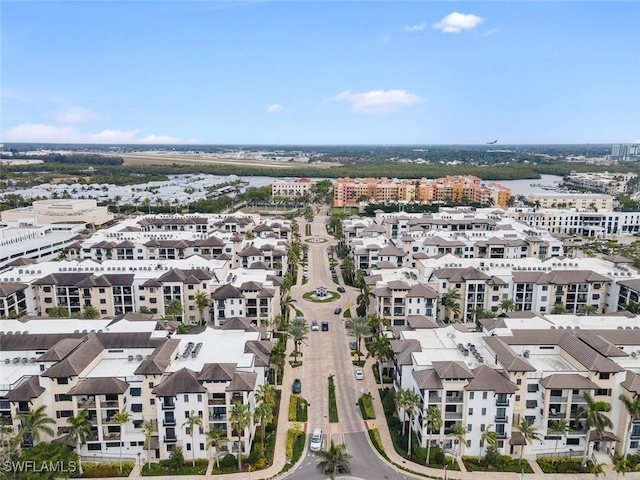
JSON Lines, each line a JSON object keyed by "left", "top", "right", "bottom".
{"left": 412, "top": 369, "right": 443, "bottom": 390}
{"left": 432, "top": 361, "right": 474, "bottom": 379}
{"left": 466, "top": 365, "right": 517, "bottom": 393}
{"left": 42, "top": 333, "right": 105, "bottom": 378}
{"left": 198, "top": 363, "right": 236, "bottom": 382}
{"left": 67, "top": 377, "right": 129, "bottom": 395}
{"left": 483, "top": 336, "right": 536, "bottom": 372}
{"left": 152, "top": 368, "right": 206, "bottom": 395}
{"left": 226, "top": 371, "right": 257, "bottom": 392}
{"left": 7, "top": 376, "right": 45, "bottom": 401}
{"left": 539, "top": 374, "right": 599, "bottom": 390}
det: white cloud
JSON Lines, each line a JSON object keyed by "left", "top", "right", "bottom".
{"left": 433, "top": 12, "right": 484, "bottom": 33}
{"left": 1, "top": 88, "right": 32, "bottom": 102}
{"left": 267, "top": 104, "right": 285, "bottom": 113}
{"left": 55, "top": 106, "right": 107, "bottom": 124}
{"left": 404, "top": 22, "right": 426, "bottom": 33}
{"left": 2, "top": 123, "right": 197, "bottom": 144}
{"left": 327, "top": 89, "right": 422, "bottom": 114}
{"left": 482, "top": 26, "right": 501, "bottom": 37}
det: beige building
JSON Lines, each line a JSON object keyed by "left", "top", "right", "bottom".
{"left": 1, "top": 199, "right": 113, "bottom": 226}
{"left": 527, "top": 193, "right": 614, "bottom": 210}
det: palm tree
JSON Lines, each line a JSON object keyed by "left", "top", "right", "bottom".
{"left": 47, "top": 304, "right": 70, "bottom": 318}
{"left": 424, "top": 407, "right": 443, "bottom": 465}
{"left": 590, "top": 462, "right": 606, "bottom": 477}
{"left": 402, "top": 389, "right": 421, "bottom": 459}
{"left": 81, "top": 305, "right": 100, "bottom": 319}
{"left": 254, "top": 402, "right": 273, "bottom": 456}
{"left": 281, "top": 294, "right": 297, "bottom": 321}
{"left": 366, "top": 335, "right": 393, "bottom": 384}
{"left": 614, "top": 457, "right": 631, "bottom": 479}
{"left": 345, "top": 316, "right": 371, "bottom": 362}
{"left": 288, "top": 317, "right": 308, "bottom": 360}
{"left": 139, "top": 306, "right": 152, "bottom": 314}
{"left": 255, "top": 384, "right": 277, "bottom": 410}
{"left": 110, "top": 408, "right": 132, "bottom": 473}
{"left": 548, "top": 419, "right": 570, "bottom": 457}
{"left": 395, "top": 389, "right": 410, "bottom": 436}
{"left": 206, "top": 426, "right": 228, "bottom": 469}
{"left": 316, "top": 441, "right": 351, "bottom": 480}
{"left": 448, "top": 423, "right": 467, "bottom": 457}
{"left": 269, "top": 342, "right": 286, "bottom": 385}
{"left": 619, "top": 394, "right": 640, "bottom": 460}
{"left": 498, "top": 298, "right": 516, "bottom": 314}
{"left": 65, "top": 409, "right": 93, "bottom": 475}
{"left": 230, "top": 403, "right": 252, "bottom": 470}
{"left": 16, "top": 405, "right": 55, "bottom": 447}
{"left": 551, "top": 303, "right": 568, "bottom": 314}
{"left": 164, "top": 298, "right": 183, "bottom": 322}
{"left": 142, "top": 419, "right": 157, "bottom": 471}
{"left": 357, "top": 284, "right": 375, "bottom": 316}
{"left": 440, "top": 288, "right": 461, "bottom": 323}
{"left": 342, "top": 256, "right": 355, "bottom": 284}
{"left": 182, "top": 410, "right": 204, "bottom": 467}
{"left": 479, "top": 424, "right": 497, "bottom": 459}
{"left": 577, "top": 392, "right": 613, "bottom": 466}
{"left": 578, "top": 304, "right": 598, "bottom": 316}
{"left": 194, "top": 290, "right": 209, "bottom": 325}
{"left": 517, "top": 418, "right": 541, "bottom": 461}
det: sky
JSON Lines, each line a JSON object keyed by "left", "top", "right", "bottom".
{"left": 1, "top": 1, "right": 639, "bottom": 145}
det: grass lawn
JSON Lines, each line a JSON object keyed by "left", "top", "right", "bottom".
{"left": 463, "top": 456, "right": 534, "bottom": 473}
{"left": 141, "top": 460, "right": 207, "bottom": 476}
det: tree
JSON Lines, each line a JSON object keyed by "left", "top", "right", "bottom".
{"left": 448, "top": 423, "right": 467, "bottom": 457}
{"left": 517, "top": 418, "right": 541, "bottom": 460}
{"left": 230, "top": 402, "right": 252, "bottom": 470}
{"left": 357, "top": 284, "right": 375, "bottom": 316}
{"left": 578, "top": 304, "right": 598, "bottom": 316}
{"left": 619, "top": 394, "right": 640, "bottom": 460}
{"left": 16, "top": 405, "right": 55, "bottom": 447}
{"left": 498, "top": 298, "right": 516, "bottom": 314}
{"left": 142, "top": 419, "right": 157, "bottom": 471}
{"left": 424, "top": 407, "right": 443, "bottom": 464}
{"left": 548, "top": 419, "right": 570, "bottom": 458}
{"left": 254, "top": 402, "right": 274, "bottom": 456}
{"left": 182, "top": 410, "right": 204, "bottom": 467}
{"left": 403, "top": 390, "right": 421, "bottom": 458}
{"left": 206, "top": 426, "right": 228, "bottom": 469}
{"left": 65, "top": 409, "right": 93, "bottom": 475}
{"left": 345, "top": 316, "right": 371, "bottom": 362}
{"left": 480, "top": 424, "right": 497, "bottom": 459}
{"left": 614, "top": 457, "right": 631, "bottom": 479}
{"left": 440, "top": 288, "right": 461, "bottom": 323}
{"left": 194, "top": 290, "right": 209, "bottom": 325}
{"left": 269, "top": 342, "right": 286, "bottom": 385}
{"left": 577, "top": 392, "right": 613, "bottom": 466}
{"left": 164, "top": 298, "right": 183, "bottom": 322}
{"left": 15, "top": 441, "right": 79, "bottom": 480}
{"left": 255, "top": 383, "right": 277, "bottom": 410}
{"left": 47, "top": 304, "right": 70, "bottom": 318}
{"left": 551, "top": 303, "right": 568, "bottom": 314}
{"left": 316, "top": 441, "right": 351, "bottom": 480}
{"left": 81, "top": 305, "right": 100, "bottom": 319}
{"left": 366, "top": 335, "right": 393, "bottom": 384}
{"left": 110, "top": 408, "right": 132, "bottom": 473}
{"left": 281, "top": 294, "right": 297, "bottom": 321}
{"left": 288, "top": 317, "right": 308, "bottom": 360}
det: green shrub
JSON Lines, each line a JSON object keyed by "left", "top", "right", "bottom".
{"left": 368, "top": 429, "right": 389, "bottom": 460}
{"left": 359, "top": 393, "right": 376, "bottom": 420}
{"left": 288, "top": 394, "right": 298, "bottom": 421}
{"left": 328, "top": 374, "right": 339, "bottom": 422}
{"left": 484, "top": 445, "right": 504, "bottom": 468}
{"left": 80, "top": 461, "right": 135, "bottom": 478}
{"left": 161, "top": 446, "right": 185, "bottom": 471}
{"left": 296, "top": 396, "right": 308, "bottom": 422}
{"left": 219, "top": 454, "right": 237, "bottom": 469}
{"left": 434, "top": 450, "right": 446, "bottom": 465}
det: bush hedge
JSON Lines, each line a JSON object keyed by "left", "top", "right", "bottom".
{"left": 462, "top": 455, "right": 533, "bottom": 473}
{"left": 79, "top": 461, "right": 134, "bottom": 478}
{"left": 368, "top": 429, "right": 389, "bottom": 461}
{"left": 328, "top": 375, "right": 339, "bottom": 422}
{"left": 359, "top": 393, "right": 376, "bottom": 420}
{"left": 537, "top": 456, "right": 592, "bottom": 474}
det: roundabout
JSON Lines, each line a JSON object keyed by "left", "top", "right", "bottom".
{"left": 302, "top": 286, "right": 341, "bottom": 303}
{"left": 305, "top": 235, "right": 329, "bottom": 243}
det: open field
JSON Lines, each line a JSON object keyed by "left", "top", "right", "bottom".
{"left": 119, "top": 153, "right": 341, "bottom": 169}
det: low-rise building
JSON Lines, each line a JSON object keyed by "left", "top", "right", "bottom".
{"left": 271, "top": 178, "right": 312, "bottom": 199}
{"left": 527, "top": 193, "right": 614, "bottom": 211}
{"left": 0, "top": 199, "right": 113, "bottom": 226}
{"left": 564, "top": 172, "right": 637, "bottom": 195}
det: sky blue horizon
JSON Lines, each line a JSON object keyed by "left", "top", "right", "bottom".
{"left": 2, "top": 1, "right": 639, "bottom": 145}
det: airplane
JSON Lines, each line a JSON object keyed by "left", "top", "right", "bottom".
{"left": 486, "top": 140, "right": 498, "bottom": 145}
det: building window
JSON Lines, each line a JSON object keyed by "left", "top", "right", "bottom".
{"left": 149, "top": 382, "right": 154, "bottom": 388}
{"left": 482, "top": 392, "right": 488, "bottom": 400}
{"left": 468, "top": 408, "right": 473, "bottom": 416}
{"left": 467, "top": 424, "right": 472, "bottom": 432}
{"left": 150, "top": 399, "right": 155, "bottom": 405}
{"left": 481, "top": 408, "right": 487, "bottom": 415}
{"left": 197, "top": 394, "right": 202, "bottom": 402}
{"left": 130, "top": 388, "right": 142, "bottom": 397}
{"left": 57, "top": 377, "right": 69, "bottom": 385}
{"left": 186, "top": 443, "right": 191, "bottom": 451}
{"left": 184, "top": 394, "right": 189, "bottom": 402}
{"left": 599, "top": 373, "right": 610, "bottom": 380}
{"left": 566, "top": 438, "right": 580, "bottom": 446}
{"left": 469, "top": 392, "right": 474, "bottom": 400}
{"left": 516, "top": 379, "right": 522, "bottom": 385}
{"left": 131, "top": 404, "right": 143, "bottom": 413}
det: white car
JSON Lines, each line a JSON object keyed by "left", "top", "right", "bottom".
{"left": 311, "top": 320, "right": 319, "bottom": 331}
{"left": 354, "top": 368, "right": 364, "bottom": 380}
{"left": 310, "top": 428, "right": 323, "bottom": 452}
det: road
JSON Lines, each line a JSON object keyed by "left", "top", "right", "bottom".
{"left": 286, "top": 208, "right": 415, "bottom": 480}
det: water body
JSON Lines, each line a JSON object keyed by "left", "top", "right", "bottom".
{"left": 493, "top": 174, "right": 565, "bottom": 196}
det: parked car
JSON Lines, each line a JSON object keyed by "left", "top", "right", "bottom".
{"left": 349, "top": 341, "right": 357, "bottom": 351}
{"left": 310, "top": 428, "right": 323, "bottom": 452}
{"left": 311, "top": 320, "right": 319, "bottom": 331}
{"left": 337, "top": 286, "right": 345, "bottom": 293}
{"left": 292, "top": 378, "right": 302, "bottom": 394}
{"left": 321, "top": 321, "right": 329, "bottom": 331}
{"left": 334, "top": 307, "right": 342, "bottom": 315}
{"left": 354, "top": 368, "right": 364, "bottom": 380}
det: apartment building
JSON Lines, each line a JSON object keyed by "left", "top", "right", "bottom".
{"left": 527, "top": 193, "right": 614, "bottom": 211}
{"left": 0, "top": 316, "right": 269, "bottom": 461}
{"left": 393, "top": 314, "right": 640, "bottom": 460}
{"left": 271, "top": 177, "right": 312, "bottom": 198}
{"left": 333, "top": 176, "right": 512, "bottom": 208}
{"left": 564, "top": 172, "right": 637, "bottom": 195}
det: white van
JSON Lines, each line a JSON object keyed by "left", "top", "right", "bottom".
{"left": 310, "top": 428, "right": 323, "bottom": 452}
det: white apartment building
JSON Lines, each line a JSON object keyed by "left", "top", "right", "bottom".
{"left": 271, "top": 178, "right": 313, "bottom": 199}
{"left": 564, "top": 172, "right": 637, "bottom": 195}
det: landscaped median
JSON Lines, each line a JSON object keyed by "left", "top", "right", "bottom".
{"left": 359, "top": 393, "right": 376, "bottom": 420}
{"left": 288, "top": 394, "right": 308, "bottom": 422}
{"left": 281, "top": 423, "right": 306, "bottom": 474}
{"left": 328, "top": 374, "right": 339, "bottom": 422}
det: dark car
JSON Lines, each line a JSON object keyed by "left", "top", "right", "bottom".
{"left": 292, "top": 378, "right": 301, "bottom": 394}
{"left": 349, "top": 341, "right": 357, "bottom": 351}
{"left": 334, "top": 307, "right": 342, "bottom": 315}
{"left": 321, "top": 321, "right": 329, "bottom": 331}
{"left": 337, "top": 286, "right": 345, "bottom": 293}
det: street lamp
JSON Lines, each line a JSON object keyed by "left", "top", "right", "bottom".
{"left": 137, "top": 452, "right": 141, "bottom": 470}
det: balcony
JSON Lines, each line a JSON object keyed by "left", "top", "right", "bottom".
{"left": 208, "top": 398, "right": 226, "bottom": 406}
{"left": 496, "top": 431, "right": 507, "bottom": 439}
{"left": 103, "top": 432, "right": 121, "bottom": 441}
{"left": 162, "top": 402, "right": 176, "bottom": 410}
{"left": 427, "top": 393, "right": 442, "bottom": 404}
{"left": 102, "top": 400, "right": 119, "bottom": 409}
{"left": 496, "top": 398, "right": 509, "bottom": 406}
{"left": 163, "top": 419, "right": 176, "bottom": 427}
{"left": 548, "top": 410, "right": 567, "bottom": 418}
{"left": 444, "top": 412, "right": 463, "bottom": 420}
{"left": 445, "top": 394, "right": 464, "bottom": 404}
{"left": 209, "top": 414, "right": 227, "bottom": 422}
{"left": 78, "top": 398, "right": 96, "bottom": 409}
{"left": 550, "top": 396, "right": 568, "bottom": 403}
{"left": 163, "top": 435, "right": 177, "bottom": 443}
{"left": 495, "top": 415, "right": 508, "bottom": 423}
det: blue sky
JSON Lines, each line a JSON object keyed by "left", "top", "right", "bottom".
{"left": 2, "top": 1, "right": 639, "bottom": 145}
